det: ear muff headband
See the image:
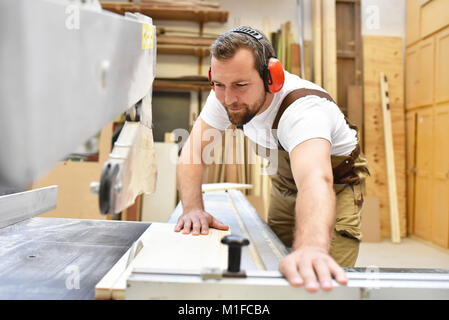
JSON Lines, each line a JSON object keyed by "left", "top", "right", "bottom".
{"left": 222, "top": 26, "right": 285, "bottom": 93}
{"left": 208, "top": 66, "right": 214, "bottom": 91}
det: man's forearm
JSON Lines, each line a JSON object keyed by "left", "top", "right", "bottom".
{"left": 177, "top": 161, "right": 205, "bottom": 212}
{"left": 293, "top": 176, "right": 336, "bottom": 251}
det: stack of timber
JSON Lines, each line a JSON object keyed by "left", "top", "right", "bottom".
{"left": 270, "top": 21, "right": 311, "bottom": 81}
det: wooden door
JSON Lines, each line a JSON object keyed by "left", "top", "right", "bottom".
{"left": 414, "top": 108, "right": 433, "bottom": 240}
{"left": 405, "top": 112, "right": 417, "bottom": 235}
{"left": 432, "top": 105, "right": 449, "bottom": 248}
{"left": 336, "top": 0, "right": 362, "bottom": 115}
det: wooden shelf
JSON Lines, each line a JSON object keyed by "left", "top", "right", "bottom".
{"left": 100, "top": 2, "right": 228, "bottom": 23}
{"left": 157, "top": 44, "right": 210, "bottom": 57}
{"left": 154, "top": 78, "right": 210, "bottom": 92}
{"left": 156, "top": 36, "right": 214, "bottom": 57}
{"left": 157, "top": 35, "right": 215, "bottom": 46}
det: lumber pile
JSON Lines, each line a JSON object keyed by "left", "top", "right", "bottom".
{"left": 269, "top": 22, "right": 311, "bottom": 81}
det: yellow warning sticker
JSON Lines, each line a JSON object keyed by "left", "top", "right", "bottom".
{"left": 141, "top": 24, "right": 154, "bottom": 50}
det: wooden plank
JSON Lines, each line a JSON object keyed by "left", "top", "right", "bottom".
{"left": 312, "top": 0, "right": 322, "bottom": 86}
{"left": 202, "top": 183, "right": 252, "bottom": 193}
{"left": 140, "top": 0, "right": 220, "bottom": 9}
{"left": 285, "top": 22, "right": 292, "bottom": 72}
{"left": 361, "top": 196, "right": 381, "bottom": 242}
{"left": 153, "top": 79, "right": 210, "bottom": 92}
{"left": 303, "top": 40, "right": 313, "bottom": 81}
{"left": 380, "top": 73, "right": 401, "bottom": 243}
{"left": 347, "top": 85, "right": 363, "bottom": 148}
{"left": 108, "top": 122, "right": 157, "bottom": 214}
{"left": 363, "top": 36, "right": 406, "bottom": 238}
{"left": 157, "top": 44, "right": 210, "bottom": 57}
{"left": 141, "top": 143, "right": 178, "bottom": 223}
{"left": 290, "top": 43, "right": 301, "bottom": 76}
{"left": 157, "top": 35, "right": 215, "bottom": 46}
{"left": 95, "top": 222, "right": 230, "bottom": 299}
{"left": 100, "top": 2, "right": 229, "bottom": 23}
{"left": 281, "top": 23, "right": 287, "bottom": 67}
{"left": 322, "top": 0, "right": 338, "bottom": 100}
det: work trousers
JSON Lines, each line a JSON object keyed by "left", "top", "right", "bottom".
{"left": 265, "top": 147, "right": 370, "bottom": 267}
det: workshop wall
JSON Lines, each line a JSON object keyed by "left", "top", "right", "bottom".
{"left": 353, "top": 0, "right": 408, "bottom": 239}
{"left": 156, "top": 0, "right": 307, "bottom": 78}
{"left": 405, "top": 0, "right": 449, "bottom": 249}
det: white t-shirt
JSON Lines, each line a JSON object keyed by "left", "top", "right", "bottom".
{"left": 199, "top": 71, "right": 358, "bottom": 156}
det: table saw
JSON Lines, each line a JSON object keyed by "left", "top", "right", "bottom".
{"left": 1, "top": 0, "right": 449, "bottom": 301}
{"left": 0, "top": 0, "right": 157, "bottom": 299}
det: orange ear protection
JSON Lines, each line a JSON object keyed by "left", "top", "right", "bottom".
{"left": 208, "top": 26, "right": 285, "bottom": 93}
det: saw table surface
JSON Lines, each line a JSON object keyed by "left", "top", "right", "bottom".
{"left": 0, "top": 217, "right": 150, "bottom": 299}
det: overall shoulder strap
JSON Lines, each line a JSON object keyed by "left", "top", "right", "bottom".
{"left": 272, "top": 88, "right": 335, "bottom": 130}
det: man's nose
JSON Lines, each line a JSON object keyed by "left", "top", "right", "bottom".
{"left": 224, "top": 87, "right": 238, "bottom": 106}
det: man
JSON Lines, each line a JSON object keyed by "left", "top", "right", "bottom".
{"left": 174, "top": 26, "right": 369, "bottom": 293}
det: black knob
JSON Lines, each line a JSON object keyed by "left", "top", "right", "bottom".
{"left": 221, "top": 235, "right": 249, "bottom": 273}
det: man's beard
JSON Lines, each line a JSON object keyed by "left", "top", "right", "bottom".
{"left": 224, "top": 93, "right": 267, "bottom": 127}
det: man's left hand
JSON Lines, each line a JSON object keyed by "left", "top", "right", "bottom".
{"left": 279, "top": 246, "right": 348, "bottom": 293}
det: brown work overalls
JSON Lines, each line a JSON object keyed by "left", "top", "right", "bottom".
{"left": 255, "top": 89, "right": 370, "bottom": 267}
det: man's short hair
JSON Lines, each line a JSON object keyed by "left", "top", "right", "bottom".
{"left": 210, "top": 26, "right": 276, "bottom": 79}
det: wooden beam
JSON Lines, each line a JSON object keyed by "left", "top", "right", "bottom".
{"left": 153, "top": 79, "right": 210, "bottom": 92}
{"left": 380, "top": 72, "right": 401, "bottom": 243}
{"left": 312, "top": 0, "right": 322, "bottom": 86}
{"left": 322, "top": 0, "right": 337, "bottom": 99}
{"left": 157, "top": 35, "right": 215, "bottom": 47}
{"left": 157, "top": 44, "right": 210, "bottom": 57}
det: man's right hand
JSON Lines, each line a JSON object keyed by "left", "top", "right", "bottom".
{"left": 174, "top": 209, "right": 229, "bottom": 235}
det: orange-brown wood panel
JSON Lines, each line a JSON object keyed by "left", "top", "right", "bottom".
{"left": 432, "top": 105, "right": 449, "bottom": 248}
{"left": 406, "top": 0, "right": 421, "bottom": 47}
{"left": 363, "top": 36, "right": 406, "bottom": 238}
{"left": 405, "top": 112, "right": 417, "bottom": 236}
{"left": 417, "top": 36, "right": 435, "bottom": 107}
{"left": 420, "top": 0, "right": 449, "bottom": 39}
{"left": 435, "top": 28, "right": 449, "bottom": 104}
{"left": 414, "top": 108, "right": 433, "bottom": 241}
{"left": 406, "top": 45, "right": 419, "bottom": 110}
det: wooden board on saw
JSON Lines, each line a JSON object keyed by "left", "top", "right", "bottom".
{"left": 202, "top": 183, "right": 253, "bottom": 193}
{"left": 95, "top": 222, "right": 230, "bottom": 300}
{"left": 362, "top": 36, "right": 406, "bottom": 238}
